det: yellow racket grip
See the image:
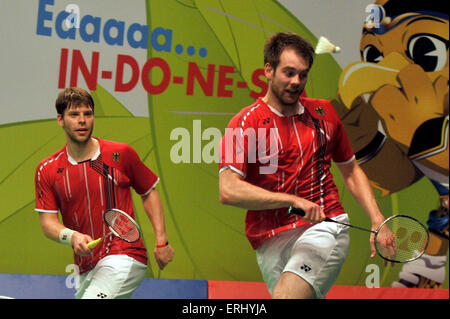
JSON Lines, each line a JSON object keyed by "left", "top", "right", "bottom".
{"left": 87, "top": 238, "right": 102, "bottom": 250}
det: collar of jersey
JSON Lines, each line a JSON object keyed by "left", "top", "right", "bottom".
{"left": 264, "top": 100, "right": 305, "bottom": 117}
{"left": 66, "top": 139, "right": 101, "bottom": 165}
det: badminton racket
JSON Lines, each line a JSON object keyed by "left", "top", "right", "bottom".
{"left": 288, "top": 206, "right": 429, "bottom": 263}
{"left": 87, "top": 208, "right": 141, "bottom": 249}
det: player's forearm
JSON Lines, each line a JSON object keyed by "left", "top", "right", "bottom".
{"left": 219, "top": 171, "right": 296, "bottom": 210}
{"left": 338, "top": 160, "right": 385, "bottom": 225}
{"left": 142, "top": 189, "right": 169, "bottom": 245}
{"left": 38, "top": 212, "right": 91, "bottom": 253}
{"left": 38, "top": 212, "right": 69, "bottom": 242}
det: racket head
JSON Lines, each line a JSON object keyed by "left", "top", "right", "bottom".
{"left": 374, "top": 214, "right": 430, "bottom": 263}
{"left": 103, "top": 208, "right": 141, "bottom": 243}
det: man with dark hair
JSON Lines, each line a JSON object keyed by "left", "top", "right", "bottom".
{"left": 264, "top": 32, "right": 314, "bottom": 70}
{"left": 55, "top": 87, "right": 95, "bottom": 116}
{"left": 35, "top": 87, "right": 174, "bottom": 299}
{"left": 219, "top": 33, "right": 394, "bottom": 299}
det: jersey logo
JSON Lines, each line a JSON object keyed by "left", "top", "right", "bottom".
{"left": 57, "top": 168, "right": 64, "bottom": 174}
{"left": 112, "top": 152, "right": 121, "bottom": 162}
{"left": 314, "top": 106, "right": 325, "bottom": 116}
{"left": 263, "top": 118, "right": 270, "bottom": 125}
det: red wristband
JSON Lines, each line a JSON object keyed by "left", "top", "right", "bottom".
{"left": 156, "top": 241, "right": 169, "bottom": 248}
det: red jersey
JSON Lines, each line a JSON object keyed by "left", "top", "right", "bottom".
{"left": 219, "top": 97, "right": 355, "bottom": 249}
{"left": 35, "top": 138, "right": 159, "bottom": 273}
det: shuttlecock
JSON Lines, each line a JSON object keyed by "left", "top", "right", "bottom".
{"left": 315, "top": 36, "right": 340, "bottom": 54}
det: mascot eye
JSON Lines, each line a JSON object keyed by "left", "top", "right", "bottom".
{"left": 361, "top": 45, "right": 384, "bottom": 63}
{"left": 407, "top": 34, "right": 448, "bottom": 72}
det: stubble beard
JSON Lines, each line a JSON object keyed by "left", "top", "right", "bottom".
{"left": 65, "top": 125, "right": 93, "bottom": 146}
{"left": 271, "top": 83, "right": 302, "bottom": 108}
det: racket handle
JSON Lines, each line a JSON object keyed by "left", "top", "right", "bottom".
{"left": 287, "top": 206, "right": 334, "bottom": 223}
{"left": 288, "top": 206, "right": 305, "bottom": 216}
{"left": 87, "top": 238, "right": 102, "bottom": 250}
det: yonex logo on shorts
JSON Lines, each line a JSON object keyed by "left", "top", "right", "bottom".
{"left": 97, "top": 292, "right": 108, "bottom": 299}
{"left": 300, "top": 264, "right": 312, "bottom": 272}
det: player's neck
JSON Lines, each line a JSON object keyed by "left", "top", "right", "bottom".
{"left": 66, "top": 137, "right": 99, "bottom": 163}
{"left": 262, "top": 93, "right": 300, "bottom": 117}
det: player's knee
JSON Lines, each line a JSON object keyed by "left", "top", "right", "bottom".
{"left": 272, "top": 272, "right": 315, "bottom": 299}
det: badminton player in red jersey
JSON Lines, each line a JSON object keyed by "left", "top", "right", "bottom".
{"left": 35, "top": 87, "right": 174, "bottom": 299}
{"left": 219, "top": 33, "right": 394, "bottom": 299}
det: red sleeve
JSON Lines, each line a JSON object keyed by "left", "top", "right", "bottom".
{"left": 35, "top": 162, "right": 59, "bottom": 213}
{"left": 219, "top": 111, "right": 253, "bottom": 177}
{"left": 124, "top": 145, "right": 159, "bottom": 195}
{"left": 329, "top": 105, "right": 354, "bottom": 164}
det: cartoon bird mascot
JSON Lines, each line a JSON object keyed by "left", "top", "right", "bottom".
{"left": 333, "top": 0, "right": 448, "bottom": 288}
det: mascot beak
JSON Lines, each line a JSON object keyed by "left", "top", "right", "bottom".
{"left": 338, "top": 51, "right": 411, "bottom": 108}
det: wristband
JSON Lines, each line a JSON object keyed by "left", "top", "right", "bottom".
{"left": 156, "top": 241, "right": 169, "bottom": 248}
{"left": 59, "top": 228, "right": 76, "bottom": 246}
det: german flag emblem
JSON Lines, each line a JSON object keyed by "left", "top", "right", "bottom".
{"left": 112, "top": 152, "right": 120, "bottom": 162}
{"left": 314, "top": 106, "right": 325, "bottom": 116}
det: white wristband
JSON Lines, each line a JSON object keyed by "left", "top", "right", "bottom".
{"left": 59, "top": 228, "right": 76, "bottom": 246}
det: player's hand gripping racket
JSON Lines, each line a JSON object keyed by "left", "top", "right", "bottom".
{"left": 87, "top": 208, "right": 141, "bottom": 250}
{"left": 288, "top": 206, "right": 430, "bottom": 263}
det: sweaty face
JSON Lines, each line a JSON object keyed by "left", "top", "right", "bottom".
{"left": 58, "top": 104, "right": 94, "bottom": 145}
{"left": 266, "top": 48, "right": 310, "bottom": 108}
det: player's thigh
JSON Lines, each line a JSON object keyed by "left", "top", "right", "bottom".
{"left": 256, "top": 227, "right": 310, "bottom": 294}
{"left": 76, "top": 255, "right": 147, "bottom": 299}
{"left": 282, "top": 215, "right": 350, "bottom": 299}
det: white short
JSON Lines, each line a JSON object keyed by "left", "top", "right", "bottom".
{"left": 75, "top": 255, "right": 147, "bottom": 299}
{"left": 256, "top": 214, "right": 350, "bottom": 299}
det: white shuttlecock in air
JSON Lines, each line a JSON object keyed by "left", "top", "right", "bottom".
{"left": 315, "top": 36, "right": 341, "bottom": 54}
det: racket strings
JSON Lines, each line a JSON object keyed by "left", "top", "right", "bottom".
{"left": 375, "top": 216, "right": 428, "bottom": 263}
{"left": 104, "top": 210, "right": 140, "bottom": 242}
